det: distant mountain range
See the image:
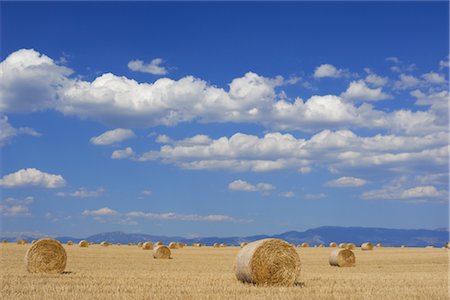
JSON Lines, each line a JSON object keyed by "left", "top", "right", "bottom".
{"left": 2, "top": 226, "right": 449, "bottom": 247}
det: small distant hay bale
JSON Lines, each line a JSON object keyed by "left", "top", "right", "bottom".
{"left": 361, "top": 242, "right": 373, "bottom": 250}
{"left": 240, "top": 242, "right": 248, "bottom": 248}
{"left": 137, "top": 242, "right": 144, "bottom": 248}
{"left": 318, "top": 244, "right": 324, "bottom": 248}
{"left": 376, "top": 243, "right": 383, "bottom": 247}
{"left": 169, "top": 242, "right": 179, "bottom": 249}
{"left": 25, "top": 239, "right": 67, "bottom": 274}
{"left": 400, "top": 245, "right": 406, "bottom": 248}
{"left": 446, "top": 242, "right": 450, "bottom": 249}
{"left": 153, "top": 245, "right": 171, "bottom": 259}
{"left": 213, "top": 243, "right": 219, "bottom": 248}
{"left": 2, "top": 239, "right": 8, "bottom": 244}
{"left": 220, "top": 243, "right": 227, "bottom": 247}
{"left": 301, "top": 242, "right": 309, "bottom": 248}
{"left": 329, "top": 249, "right": 355, "bottom": 267}
{"left": 155, "top": 241, "right": 164, "bottom": 246}
{"left": 177, "top": 242, "right": 184, "bottom": 248}
{"left": 346, "top": 243, "right": 356, "bottom": 250}
{"left": 142, "top": 242, "right": 153, "bottom": 250}
{"left": 329, "top": 242, "right": 337, "bottom": 247}
{"left": 67, "top": 241, "right": 73, "bottom": 246}
{"left": 128, "top": 242, "right": 133, "bottom": 246}
{"left": 17, "top": 239, "right": 27, "bottom": 245}
{"left": 338, "top": 243, "right": 347, "bottom": 249}
{"left": 100, "top": 241, "right": 110, "bottom": 247}
{"left": 79, "top": 240, "right": 88, "bottom": 247}
{"left": 235, "top": 238, "right": 300, "bottom": 287}
{"left": 425, "top": 246, "right": 434, "bottom": 249}
{"left": 89, "top": 242, "right": 95, "bottom": 245}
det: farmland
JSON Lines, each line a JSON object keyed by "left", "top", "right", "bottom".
{"left": 1, "top": 243, "right": 448, "bottom": 299}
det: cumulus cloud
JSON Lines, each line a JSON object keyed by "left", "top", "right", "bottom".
{"left": 128, "top": 58, "right": 168, "bottom": 75}
{"left": 228, "top": 179, "right": 274, "bottom": 192}
{"left": 327, "top": 176, "right": 367, "bottom": 187}
{"left": 56, "top": 187, "right": 105, "bottom": 198}
{"left": 0, "top": 115, "right": 40, "bottom": 146}
{"left": 111, "top": 147, "right": 135, "bottom": 159}
{"left": 421, "top": 72, "right": 446, "bottom": 84}
{"left": 82, "top": 207, "right": 118, "bottom": 216}
{"left": 341, "top": 80, "right": 391, "bottom": 101}
{"left": 0, "top": 196, "right": 33, "bottom": 216}
{"left": 280, "top": 191, "right": 295, "bottom": 198}
{"left": 313, "top": 64, "right": 345, "bottom": 78}
{"left": 362, "top": 177, "right": 447, "bottom": 203}
{"left": 439, "top": 57, "right": 449, "bottom": 69}
{"left": 364, "top": 74, "right": 388, "bottom": 87}
{"left": 304, "top": 193, "right": 325, "bottom": 200}
{"left": 90, "top": 128, "right": 135, "bottom": 145}
{"left": 0, "top": 168, "right": 66, "bottom": 188}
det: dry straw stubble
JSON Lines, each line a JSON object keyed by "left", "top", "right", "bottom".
{"left": 329, "top": 248, "right": 355, "bottom": 267}
{"left": 25, "top": 238, "right": 67, "bottom": 274}
{"left": 235, "top": 238, "right": 301, "bottom": 287}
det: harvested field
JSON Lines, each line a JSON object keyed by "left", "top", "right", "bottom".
{"left": 0, "top": 244, "right": 448, "bottom": 299}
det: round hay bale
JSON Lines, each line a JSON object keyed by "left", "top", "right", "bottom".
{"left": 137, "top": 242, "right": 144, "bottom": 248}
{"left": 17, "top": 239, "right": 27, "bottom": 245}
{"left": 361, "top": 242, "right": 373, "bottom": 250}
{"left": 128, "top": 242, "right": 133, "bottom": 246}
{"left": 213, "top": 243, "right": 219, "bottom": 248}
{"left": 329, "top": 249, "right": 355, "bottom": 267}
{"left": 89, "top": 242, "right": 95, "bottom": 245}
{"left": 425, "top": 245, "right": 434, "bottom": 248}
{"left": 100, "top": 241, "right": 109, "bottom": 247}
{"left": 155, "top": 241, "right": 164, "bottom": 246}
{"left": 400, "top": 245, "right": 406, "bottom": 248}
{"left": 25, "top": 239, "right": 67, "bottom": 274}
{"left": 338, "top": 243, "right": 347, "bottom": 249}
{"left": 220, "top": 243, "right": 227, "bottom": 247}
{"left": 318, "top": 244, "right": 324, "bottom": 248}
{"left": 240, "top": 242, "right": 248, "bottom": 248}
{"left": 153, "top": 245, "right": 171, "bottom": 259}
{"left": 169, "top": 242, "right": 179, "bottom": 249}
{"left": 2, "top": 239, "right": 8, "bottom": 244}
{"left": 346, "top": 243, "right": 356, "bottom": 250}
{"left": 329, "top": 242, "right": 337, "bottom": 247}
{"left": 235, "top": 238, "right": 301, "bottom": 287}
{"left": 446, "top": 242, "right": 450, "bottom": 249}
{"left": 142, "top": 242, "right": 153, "bottom": 250}
{"left": 79, "top": 240, "right": 88, "bottom": 247}
{"left": 67, "top": 241, "right": 73, "bottom": 246}
{"left": 301, "top": 242, "right": 309, "bottom": 248}
{"left": 376, "top": 243, "right": 383, "bottom": 247}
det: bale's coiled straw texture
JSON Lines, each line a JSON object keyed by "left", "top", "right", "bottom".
{"left": 329, "top": 242, "right": 337, "bottom": 247}
{"left": 361, "top": 242, "right": 373, "bottom": 250}
{"left": 142, "top": 242, "right": 153, "bottom": 250}
{"left": 329, "top": 249, "right": 355, "bottom": 267}
{"left": 79, "top": 240, "right": 88, "bottom": 247}
{"left": 25, "top": 239, "right": 67, "bottom": 274}
{"left": 153, "top": 245, "right": 171, "bottom": 259}
{"left": 235, "top": 238, "right": 301, "bottom": 287}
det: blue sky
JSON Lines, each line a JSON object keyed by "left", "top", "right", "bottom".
{"left": 1, "top": 2, "right": 449, "bottom": 238}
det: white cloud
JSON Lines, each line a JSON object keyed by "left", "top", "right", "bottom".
{"left": 439, "top": 57, "right": 449, "bottom": 69}
{"left": 280, "top": 191, "right": 295, "bottom": 198}
{"left": 0, "top": 196, "right": 33, "bottom": 217}
{"left": 364, "top": 74, "right": 388, "bottom": 87}
{"left": 0, "top": 115, "right": 40, "bottom": 146}
{"left": 90, "top": 128, "right": 135, "bottom": 145}
{"left": 142, "top": 190, "right": 152, "bottom": 196}
{"left": 56, "top": 187, "right": 104, "bottom": 198}
{"left": 362, "top": 178, "right": 447, "bottom": 203}
{"left": 128, "top": 58, "right": 168, "bottom": 75}
{"left": 341, "top": 80, "right": 391, "bottom": 101}
{"left": 393, "top": 74, "right": 421, "bottom": 90}
{"left": 1, "top": 49, "right": 446, "bottom": 135}
{"left": 0, "top": 168, "right": 66, "bottom": 188}
{"left": 82, "top": 207, "right": 118, "bottom": 216}
{"left": 299, "top": 167, "right": 311, "bottom": 174}
{"left": 228, "top": 179, "right": 274, "bottom": 192}
{"left": 111, "top": 147, "right": 135, "bottom": 159}
{"left": 421, "top": 72, "right": 446, "bottom": 84}
{"left": 313, "top": 64, "right": 345, "bottom": 78}
{"left": 327, "top": 176, "right": 367, "bottom": 187}
{"left": 125, "top": 211, "right": 246, "bottom": 222}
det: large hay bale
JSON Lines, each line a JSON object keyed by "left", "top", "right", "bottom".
{"left": 67, "top": 241, "right": 73, "bottom": 246}
{"left": 346, "top": 243, "right": 356, "bottom": 250}
{"left": 25, "top": 239, "right": 67, "bottom": 273}
{"left": 329, "top": 249, "right": 355, "bottom": 267}
{"left": 376, "top": 243, "right": 383, "bottom": 247}
{"left": 329, "top": 242, "right": 337, "bottom": 247}
{"left": 301, "top": 242, "right": 309, "bottom": 248}
{"left": 79, "top": 240, "right": 88, "bottom": 247}
{"left": 361, "top": 242, "right": 373, "bottom": 250}
{"left": 142, "top": 242, "right": 153, "bottom": 250}
{"left": 235, "top": 238, "right": 301, "bottom": 287}
{"left": 240, "top": 242, "right": 248, "bottom": 248}
{"left": 169, "top": 242, "right": 179, "bottom": 249}
{"left": 338, "top": 243, "right": 347, "bottom": 249}
{"left": 153, "top": 245, "right": 171, "bottom": 259}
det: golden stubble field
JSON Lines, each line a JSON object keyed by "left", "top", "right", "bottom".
{"left": 1, "top": 244, "right": 448, "bottom": 300}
